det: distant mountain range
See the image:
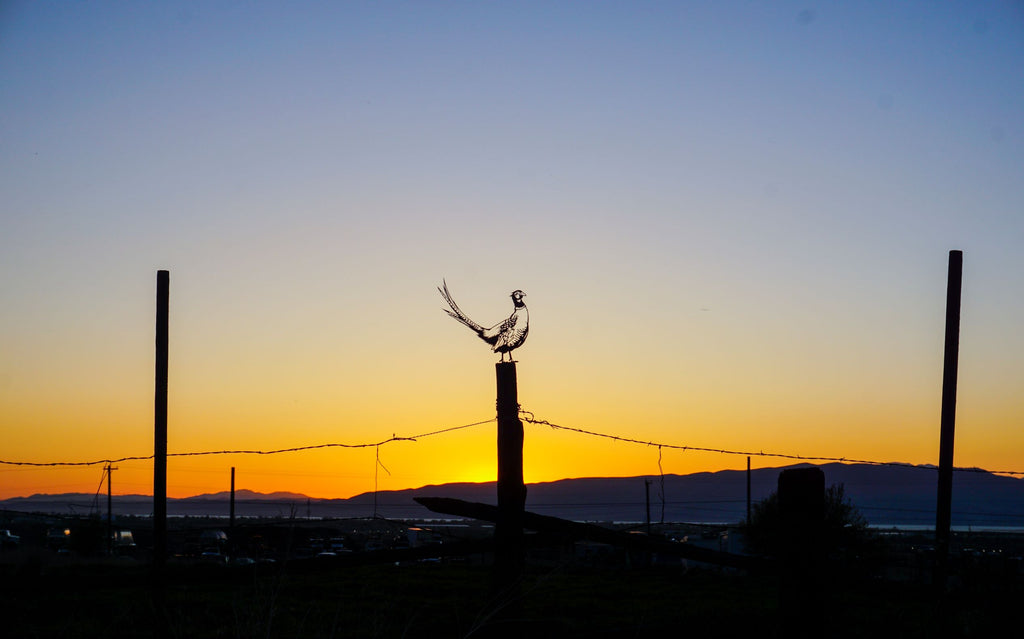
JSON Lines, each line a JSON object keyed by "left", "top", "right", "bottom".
{"left": 4, "top": 463, "right": 1023, "bottom": 528}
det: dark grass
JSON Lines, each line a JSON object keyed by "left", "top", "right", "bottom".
{"left": 1, "top": 558, "right": 1019, "bottom": 638}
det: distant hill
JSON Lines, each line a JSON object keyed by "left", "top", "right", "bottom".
{"left": 189, "top": 489, "right": 309, "bottom": 502}
{"left": 3, "top": 463, "right": 1023, "bottom": 527}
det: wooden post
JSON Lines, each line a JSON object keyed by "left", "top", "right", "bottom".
{"left": 936, "top": 250, "right": 963, "bottom": 590}
{"left": 778, "top": 467, "right": 825, "bottom": 636}
{"left": 416, "top": 496, "right": 767, "bottom": 570}
{"left": 495, "top": 362, "right": 525, "bottom": 590}
{"left": 153, "top": 270, "right": 169, "bottom": 625}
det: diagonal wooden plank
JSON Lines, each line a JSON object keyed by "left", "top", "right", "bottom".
{"left": 414, "top": 496, "right": 767, "bottom": 571}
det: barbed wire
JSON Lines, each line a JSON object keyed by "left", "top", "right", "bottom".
{"left": 0, "top": 418, "right": 496, "bottom": 468}
{"left": 2, "top": 410, "right": 1023, "bottom": 478}
{"left": 517, "top": 410, "right": 1024, "bottom": 477}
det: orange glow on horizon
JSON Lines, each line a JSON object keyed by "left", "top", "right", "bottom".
{"left": 3, "top": 328, "right": 1022, "bottom": 501}
{"left": 4, "top": 394, "right": 1022, "bottom": 501}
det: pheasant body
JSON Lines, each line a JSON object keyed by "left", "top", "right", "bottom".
{"left": 438, "top": 280, "right": 528, "bottom": 361}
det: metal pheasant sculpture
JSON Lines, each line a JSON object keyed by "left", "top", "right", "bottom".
{"left": 438, "top": 279, "right": 529, "bottom": 362}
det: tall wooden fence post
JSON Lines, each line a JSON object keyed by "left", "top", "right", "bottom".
{"left": 778, "top": 467, "right": 825, "bottom": 637}
{"left": 153, "top": 269, "right": 169, "bottom": 633}
{"left": 495, "top": 362, "right": 526, "bottom": 594}
{"left": 936, "top": 249, "right": 963, "bottom": 592}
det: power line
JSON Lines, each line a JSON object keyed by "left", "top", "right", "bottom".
{"left": 518, "top": 410, "right": 1024, "bottom": 477}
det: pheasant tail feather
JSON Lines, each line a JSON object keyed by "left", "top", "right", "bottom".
{"left": 438, "top": 280, "right": 485, "bottom": 334}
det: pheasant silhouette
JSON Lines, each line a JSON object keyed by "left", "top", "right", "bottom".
{"left": 438, "top": 280, "right": 528, "bottom": 362}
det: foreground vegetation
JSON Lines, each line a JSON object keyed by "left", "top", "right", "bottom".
{"left": 3, "top": 507, "right": 1022, "bottom": 638}
{"left": 1, "top": 553, "right": 1020, "bottom": 638}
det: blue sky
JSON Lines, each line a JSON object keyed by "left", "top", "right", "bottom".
{"left": 1, "top": 1, "right": 1022, "bottom": 497}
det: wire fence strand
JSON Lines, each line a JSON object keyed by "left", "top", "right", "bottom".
{"left": 2, "top": 411, "right": 1023, "bottom": 478}
{"left": 0, "top": 418, "right": 496, "bottom": 468}
{"left": 517, "top": 410, "right": 1024, "bottom": 477}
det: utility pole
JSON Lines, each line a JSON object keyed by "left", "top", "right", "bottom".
{"left": 107, "top": 463, "right": 118, "bottom": 555}
{"left": 746, "top": 456, "right": 752, "bottom": 523}
{"left": 230, "top": 467, "right": 236, "bottom": 559}
{"left": 230, "top": 467, "right": 236, "bottom": 528}
{"left": 936, "top": 250, "right": 963, "bottom": 591}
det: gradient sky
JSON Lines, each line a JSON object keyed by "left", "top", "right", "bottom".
{"left": 2, "top": 1, "right": 1022, "bottom": 502}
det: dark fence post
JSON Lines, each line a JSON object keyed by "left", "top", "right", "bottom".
{"left": 778, "top": 467, "right": 825, "bottom": 637}
{"left": 153, "top": 269, "right": 169, "bottom": 634}
{"left": 935, "top": 249, "right": 962, "bottom": 592}
{"left": 494, "top": 362, "right": 526, "bottom": 603}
